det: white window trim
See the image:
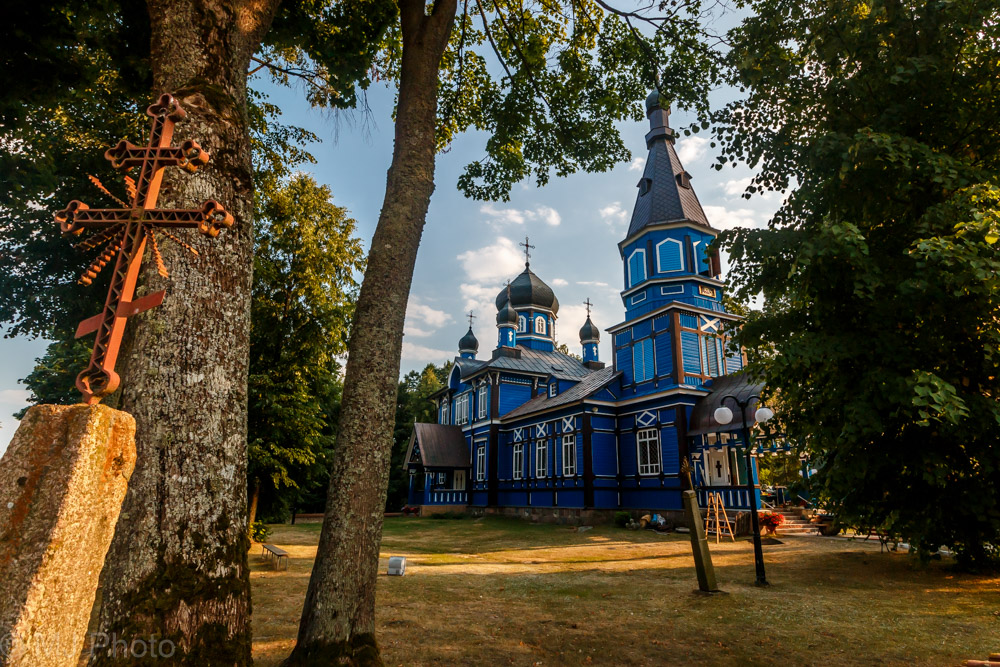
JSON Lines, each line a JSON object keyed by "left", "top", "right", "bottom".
{"left": 535, "top": 315, "right": 546, "bottom": 335}
{"left": 562, "top": 435, "right": 577, "bottom": 476}
{"left": 437, "top": 472, "right": 446, "bottom": 484}
{"left": 455, "top": 393, "right": 471, "bottom": 425}
{"left": 661, "top": 285, "right": 684, "bottom": 296}
{"left": 637, "top": 428, "right": 661, "bottom": 475}
{"left": 476, "top": 445, "right": 486, "bottom": 481}
{"left": 535, "top": 440, "right": 548, "bottom": 478}
{"left": 517, "top": 315, "right": 527, "bottom": 333}
{"left": 548, "top": 383, "right": 557, "bottom": 397}
{"left": 631, "top": 292, "right": 647, "bottom": 305}
{"left": 513, "top": 443, "right": 524, "bottom": 480}
{"left": 633, "top": 338, "right": 654, "bottom": 383}
{"left": 441, "top": 400, "right": 449, "bottom": 425}
{"left": 477, "top": 385, "right": 488, "bottom": 419}
{"left": 655, "top": 238, "right": 685, "bottom": 273}
{"left": 627, "top": 249, "right": 647, "bottom": 287}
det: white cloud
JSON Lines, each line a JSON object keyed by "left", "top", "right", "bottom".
{"left": 401, "top": 342, "right": 455, "bottom": 364}
{"left": 723, "top": 177, "right": 752, "bottom": 197}
{"left": 459, "top": 283, "right": 499, "bottom": 319}
{"left": 599, "top": 202, "right": 628, "bottom": 229}
{"left": 628, "top": 157, "right": 646, "bottom": 172}
{"left": 479, "top": 204, "right": 561, "bottom": 227}
{"left": 677, "top": 136, "right": 710, "bottom": 165}
{"left": 457, "top": 237, "right": 525, "bottom": 283}
{"left": 551, "top": 278, "right": 569, "bottom": 287}
{"left": 576, "top": 280, "right": 610, "bottom": 288}
{"left": 702, "top": 205, "right": 766, "bottom": 230}
{"left": 404, "top": 300, "right": 452, "bottom": 339}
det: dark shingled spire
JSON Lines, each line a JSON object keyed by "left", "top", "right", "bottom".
{"left": 579, "top": 316, "right": 600, "bottom": 343}
{"left": 626, "top": 90, "right": 711, "bottom": 239}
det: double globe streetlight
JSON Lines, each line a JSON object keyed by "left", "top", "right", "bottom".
{"left": 714, "top": 395, "right": 775, "bottom": 586}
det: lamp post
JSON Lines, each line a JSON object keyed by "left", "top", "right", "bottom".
{"left": 714, "top": 395, "right": 774, "bottom": 587}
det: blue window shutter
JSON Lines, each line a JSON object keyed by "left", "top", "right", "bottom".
{"left": 643, "top": 339, "right": 655, "bottom": 380}
{"left": 632, "top": 343, "right": 643, "bottom": 382}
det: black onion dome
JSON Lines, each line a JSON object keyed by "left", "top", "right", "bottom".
{"left": 579, "top": 316, "right": 600, "bottom": 343}
{"left": 458, "top": 326, "right": 479, "bottom": 352}
{"left": 496, "top": 300, "right": 518, "bottom": 326}
{"left": 495, "top": 265, "right": 560, "bottom": 314}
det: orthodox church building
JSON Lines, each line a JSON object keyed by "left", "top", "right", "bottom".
{"left": 404, "top": 91, "right": 762, "bottom": 519}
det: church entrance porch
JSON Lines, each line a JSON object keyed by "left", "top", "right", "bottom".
{"left": 404, "top": 423, "right": 471, "bottom": 515}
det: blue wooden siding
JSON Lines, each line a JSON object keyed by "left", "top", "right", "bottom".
{"left": 654, "top": 333, "right": 673, "bottom": 378}
{"left": 616, "top": 346, "right": 633, "bottom": 384}
{"left": 591, "top": 432, "right": 618, "bottom": 476}
{"left": 633, "top": 319, "right": 652, "bottom": 340}
{"left": 681, "top": 331, "right": 702, "bottom": 375}
{"left": 499, "top": 382, "right": 532, "bottom": 416}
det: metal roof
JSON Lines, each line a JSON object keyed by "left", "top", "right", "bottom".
{"left": 626, "top": 95, "right": 711, "bottom": 239}
{"left": 403, "top": 423, "right": 470, "bottom": 469}
{"left": 461, "top": 346, "right": 594, "bottom": 382}
{"left": 501, "top": 367, "right": 620, "bottom": 421}
{"left": 687, "top": 372, "right": 765, "bottom": 436}
{"left": 495, "top": 264, "right": 560, "bottom": 314}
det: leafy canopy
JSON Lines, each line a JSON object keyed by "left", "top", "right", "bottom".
{"left": 716, "top": 0, "right": 1000, "bottom": 566}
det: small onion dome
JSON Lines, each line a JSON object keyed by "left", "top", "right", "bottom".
{"left": 496, "top": 300, "right": 518, "bottom": 327}
{"left": 459, "top": 326, "right": 479, "bottom": 353}
{"left": 495, "top": 265, "right": 560, "bottom": 315}
{"left": 579, "top": 316, "right": 600, "bottom": 343}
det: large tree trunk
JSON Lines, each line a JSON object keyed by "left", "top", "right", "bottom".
{"left": 91, "top": 1, "right": 279, "bottom": 664}
{"left": 248, "top": 477, "right": 261, "bottom": 527}
{"left": 282, "top": 1, "right": 457, "bottom": 663}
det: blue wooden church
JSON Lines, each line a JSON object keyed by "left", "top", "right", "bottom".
{"left": 404, "top": 91, "right": 764, "bottom": 520}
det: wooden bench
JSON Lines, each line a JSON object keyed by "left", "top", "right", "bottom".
{"left": 261, "top": 543, "right": 289, "bottom": 570}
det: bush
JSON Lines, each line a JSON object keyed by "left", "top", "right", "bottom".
{"left": 249, "top": 520, "right": 272, "bottom": 543}
{"left": 614, "top": 511, "right": 631, "bottom": 528}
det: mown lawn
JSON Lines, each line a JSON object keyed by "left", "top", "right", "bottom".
{"left": 250, "top": 516, "right": 1000, "bottom": 666}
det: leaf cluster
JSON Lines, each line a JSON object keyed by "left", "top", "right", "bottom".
{"left": 715, "top": 0, "right": 1000, "bottom": 566}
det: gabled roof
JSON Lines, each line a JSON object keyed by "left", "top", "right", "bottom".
{"left": 460, "top": 346, "right": 594, "bottom": 382}
{"left": 626, "top": 93, "right": 711, "bottom": 239}
{"left": 501, "top": 367, "right": 620, "bottom": 421}
{"left": 687, "top": 372, "right": 765, "bottom": 435}
{"left": 404, "top": 423, "right": 470, "bottom": 469}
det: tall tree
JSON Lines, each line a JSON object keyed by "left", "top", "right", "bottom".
{"left": 248, "top": 174, "right": 364, "bottom": 524}
{"left": 286, "top": 0, "right": 722, "bottom": 661}
{"left": 716, "top": 0, "right": 1000, "bottom": 567}
{"left": 2, "top": 1, "right": 392, "bottom": 662}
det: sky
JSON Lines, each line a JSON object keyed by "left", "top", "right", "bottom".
{"left": 0, "top": 60, "right": 781, "bottom": 453}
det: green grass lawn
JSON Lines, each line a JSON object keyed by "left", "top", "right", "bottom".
{"left": 250, "top": 516, "right": 1000, "bottom": 666}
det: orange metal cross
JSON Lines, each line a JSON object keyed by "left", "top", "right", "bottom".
{"left": 55, "top": 94, "right": 233, "bottom": 405}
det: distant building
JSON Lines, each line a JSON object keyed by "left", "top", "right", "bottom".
{"left": 404, "top": 90, "right": 765, "bottom": 519}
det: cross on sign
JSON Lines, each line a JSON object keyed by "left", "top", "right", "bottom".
{"left": 55, "top": 94, "right": 233, "bottom": 405}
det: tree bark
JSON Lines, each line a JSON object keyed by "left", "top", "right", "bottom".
{"left": 91, "top": 1, "right": 279, "bottom": 664}
{"left": 248, "top": 477, "right": 261, "bottom": 527}
{"left": 282, "top": 1, "right": 457, "bottom": 663}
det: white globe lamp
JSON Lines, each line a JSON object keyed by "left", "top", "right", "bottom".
{"left": 755, "top": 407, "right": 774, "bottom": 423}
{"left": 714, "top": 406, "right": 733, "bottom": 425}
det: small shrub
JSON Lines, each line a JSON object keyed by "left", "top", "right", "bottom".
{"left": 249, "top": 520, "right": 272, "bottom": 543}
{"left": 614, "top": 511, "right": 631, "bottom": 528}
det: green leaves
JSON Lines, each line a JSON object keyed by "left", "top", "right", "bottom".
{"left": 715, "top": 0, "right": 1000, "bottom": 567}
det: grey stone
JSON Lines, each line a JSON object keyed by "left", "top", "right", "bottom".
{"left": 0, "top": 405, "right": 136, "bottom": 667}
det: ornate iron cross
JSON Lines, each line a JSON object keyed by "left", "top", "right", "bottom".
{"left": 519, "top": 236, "right": 534, "bottom": 266}
{"left": 55, "top": 94, "right": 233, "bottom": 405}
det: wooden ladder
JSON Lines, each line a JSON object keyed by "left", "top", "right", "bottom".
{"left": 704, "top": 491, "right": 735, "bottom": 543}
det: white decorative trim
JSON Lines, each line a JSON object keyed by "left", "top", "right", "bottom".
{"left": 627, "top": 248, "right": 647, "bottom": 287}
{"left": 655, "top": 237, "right": 685, "bottom": 273}
{"left": 630, "top": 292, "right": 647, "bottom": 305}
{"left": 661, "top": 285, "right": 684, "bottom": 296}
{"left": 561, "top": 416, "right": 574, "bottom": 432}
{"left": 637, "top": 410, "right": 657, "bottom": 427}
{"left": 514, "top": 427, "right": 524, "bottom": 442}
{"left": 535, "top": 423, "right": 547, "bottom": 438}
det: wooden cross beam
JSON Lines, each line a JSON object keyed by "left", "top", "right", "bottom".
{"left": 54, "top": 94, "right": 233, "bottom": 405}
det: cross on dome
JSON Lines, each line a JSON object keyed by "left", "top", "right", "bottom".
{"left": 584, "top": 298, "right": 593, "bottom": 317}
{"left": 519, "top": 236, "right": 535, "bottom": 266}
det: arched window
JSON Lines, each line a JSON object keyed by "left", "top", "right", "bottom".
{"left": 628, "top": 249, "right": 646, "bottom": 287}
{"left": 535, "top": 316, "right": 546, "bottom": 335}
{"left": 656, "top": 238, "right": 684, "bottom": 273}
{"left": 517, "top": 315, "right": 526, "bottom": 332}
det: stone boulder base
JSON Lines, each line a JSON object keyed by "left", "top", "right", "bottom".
{"left": 0, "top": 405, "right": 136, "bottom": 667}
